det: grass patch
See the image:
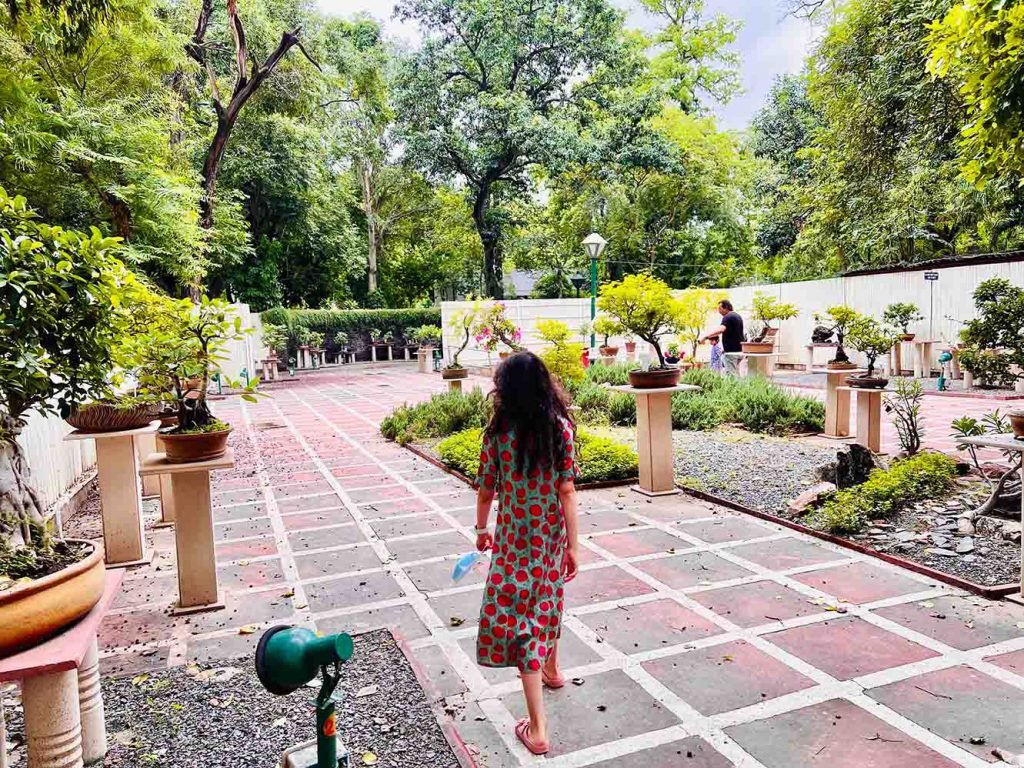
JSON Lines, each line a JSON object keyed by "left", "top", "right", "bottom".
{"left": 807, "top": 452, "right": 959, "bottom": 534}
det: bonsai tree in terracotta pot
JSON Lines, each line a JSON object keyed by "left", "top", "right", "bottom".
{"left": 598, "top": 274, "right": 685, "bottom": 388}
{"left": 745, "top": 293, "right": 798, "bottom": 352}
{"left": 0, "top": 189, "right": 138, "bottom": 653}
{"left": 814, "top": 306, "right": 864, "bottom": 369}
{"left": 883, "top": 303, "right": 924, "bottom": 341}
{"left": 676, "top": 288, "right": 726, "bottom": 362}
{"left": 262, "top": 324, "right": 288, "bottom": 360}
{"left": 845, "top": 318, "right": 900, "bottom": 389}
{"left": 593, "top": 315, "right": 623, "bottom": 358}
{"left": 444, "top": 305, "right": 481, "bottom": 379}
{"left": 126, "top": 296, "right": 260, "bottom": 464}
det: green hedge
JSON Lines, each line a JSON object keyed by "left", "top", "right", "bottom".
{"left": 438, "top": 427, "right": 638, "bottom": 483}
{"left": 808, "top": 452, "right": 958, "bottom": 534}
{"left": 380, "top": 390, "right": 490, "bottom": 445}
{"left": 262, "top": 307, "right": 442, "bottom": 360}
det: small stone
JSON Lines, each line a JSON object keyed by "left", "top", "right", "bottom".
{"left": 931, "top": 534, "right": 951, "bottom": 548}
{"left": 787, "top": 482, "right": 837, "bottom": 514}
{"left": 957, "top": 518, "right": 976, "bottom": 535}
{"left": 895, "top": 531, "right": 917, "bottom": 543}
{"left": 929, "top": 548, "right": 958, "bottom": 558}
{"left": 956, "top": 537, "right": 975, "bottom": 555}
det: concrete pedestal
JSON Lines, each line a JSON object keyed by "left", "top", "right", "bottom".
{"left": 135, "top": 432, "right": 160, "bottom": 498}
{"left": 448, "top": 378, "right": 464, "bottom": 393}
{"left": 140, "top": 450, "right": 235, "bottom": 613}
{"left": 153, "top": 433, "right": 176, "bottom": 527}
{"left": 960, "top": 434, "right": 1024, "bottom": 600}
{"left": 76, "top": 639, "right": 104, "bottom": 765}
{"left": 298, "top": 346, "right": 310, "bottom": 369}
{"left": 912, "top": 340, "right": 936, "bottom": 378}
{"left": 838, "top": 386, "right": 884, "bottom": 453}
{"left": 805, "top": 344, "right": 839, "bottom": 372}
{"left": 65, "top": 423, "right": 159, "bottom": 567}
{"left": 726, "top": 352, "right": 777, "bottom": 378}
{"left": 417, "top": 347, "right": 432, "bottom": 373}
{"left": 815, "top": 369, "right": 865, "bottom": 439}
{"left": 612, "top": 384, "right": 701, "bottom": 496}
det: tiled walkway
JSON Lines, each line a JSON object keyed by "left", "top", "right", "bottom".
{"left": 95, "top": 365, "right": 1024, "bottom": 767}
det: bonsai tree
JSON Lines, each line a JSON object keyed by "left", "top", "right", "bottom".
{"left": 750, "top": 292, "right": 799, "bottom": 342}
{"left": 447, "top": 304, "right": 482, "bottom": 368}
{"left": 665, "top": 341, "right": 682, "bottom": 362}
{"left": 262, "top": 324, "right": 288, "bottom": 357}
{"left": 845, "top": 318, "right": 900, "bottom": 379}
{"left": 676, "top": 288, "right": 726, "bottom": 360}
{"left": 305, "top": 330, "right": 325, "bottom": 350}
{"left": 1, "top": 190, "right": 135, "bottom": 552}
{"left": 535, "top": 319, "right": 585, "bottom": 383}
{"left": 411, "top": 325, "right": 442, "bottom": 347}
{"left": 814, "top": 306, "right": 864, "bottom": 366}
{"left": 593, "top": 315, "right": 623, "bottom": 352}
{"left": 597, "top": 273, "right": 684, "bottom": 368}
{"left": 368, "top": 327, "right": 383, "bottom": 344}
{"left": 882, "top": 303, "right": 924, "bottom": 338}
{"left": 473, "top": 302, "right": 522, "bottom": 353}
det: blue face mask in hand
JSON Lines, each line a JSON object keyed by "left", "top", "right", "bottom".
{"left": 452, "top": 550, "right": 489, "bottom": 582}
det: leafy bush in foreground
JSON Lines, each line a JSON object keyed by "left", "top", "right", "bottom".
{"left": 808, "top": 452, "right": 958, "bottom": 534}
{"left": 380, "top": 390, "right": 489, "bottom": 444}
{"left": 437, "top": 428, "right": 638, "bottom": 484}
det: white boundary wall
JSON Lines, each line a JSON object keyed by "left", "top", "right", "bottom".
{"left": 16, "top": 411, "right": 96, "bottom": 514}
{"left": 442, "top": 259, "right": 1024, "bottom": 368}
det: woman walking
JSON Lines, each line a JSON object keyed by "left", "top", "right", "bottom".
{"left": 473, "top": 351, "right": 580, "bottom": 756}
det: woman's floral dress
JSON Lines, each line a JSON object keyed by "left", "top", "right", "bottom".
{"left": 475, "top": 419, "right": 576, "bottom": 672}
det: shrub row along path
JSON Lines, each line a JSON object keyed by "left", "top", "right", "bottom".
{"left": 71, "top": 365, "right": 1024, "bottom": 766}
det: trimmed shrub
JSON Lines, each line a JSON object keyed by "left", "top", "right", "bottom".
{"left": 261, "top": 307, "right": 441, "bottom": 360}
{"left": 585, "top": 362, "right": 632, "bottom": 386}
{"left": 380, "top": 390, "right": 489, "bottom": 445}
{"left": 437, "top": 428, "right": 638, "bottom": 483}
{"left": 607, "top": 392, "right": 637, "bottom": 426}
{"left": 808, "top": 452, "right": 958, "bottom": 534}
{"left": 671, "top": 393, "right": 721, "bottom": 431}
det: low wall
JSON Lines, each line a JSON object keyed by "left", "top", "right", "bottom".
{"left": 17, "top": 410, "right": 96, "bottom": 517}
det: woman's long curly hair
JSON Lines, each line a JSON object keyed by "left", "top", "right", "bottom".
{"left": 484, "top": 351, "right": 573, "bottom": 475}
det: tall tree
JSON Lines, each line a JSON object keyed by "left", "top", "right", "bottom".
{"left": 393, "top": 0, "right": 635, "bottom": 298}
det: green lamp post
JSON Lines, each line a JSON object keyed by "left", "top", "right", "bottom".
{"left": 582, "top": 232, "right": 608, "bottom": 349}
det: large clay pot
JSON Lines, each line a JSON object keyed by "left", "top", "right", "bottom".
{"left": 741, "top": 341, "right": 774, "bottom": 354}
{"left": 900, "top": 333, "right": 916, "bottom": 342}
{"left": 599, "top": 345, "right": 619, "bottom": 358}
{"left": 442, "top": 367, "right": 468, "bottom": 381}
{"left": 849, "top": 375, "right": 888, "bottom": 390}
{"left": 1009, "top": 411, "right": 1024, "bottom": 439}
{"left": 0, "top": 540, "right": 104, "bottom": 656}
{"left": 628, "top": 367, "right": 682, "bottom": 389}
{"left": 66, "top": 403, "right": 158, "bottom": 433}
{"left": 160, "top": 427, "right": 231, "bottom": 463}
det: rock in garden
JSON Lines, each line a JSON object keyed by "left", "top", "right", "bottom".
{"left": 931, "top": 534, "right": 951, "bottom": 548}
{"left": 787, "top": 482, "right": 837, "bottom": 514}
{"left": 1002, "top": 521, "right": 1023, "bottom": 543}
{"left": 957, "top": 516, "right": 976, "bottom": 535}
{"left": 929, "top": 548, "right": 958, "bottom": 558}
{"left": 956, "top": 537, "right": 976, "bottom": 555}
{"left": 833, "top": 444, "right": 878, "bottom": 489}
{"left": 895, "top": 531, "right": 917, "bottom": 543}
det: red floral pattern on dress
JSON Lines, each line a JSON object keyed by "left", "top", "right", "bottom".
{"left": 474, "top": 418, "right": 576, "bottom": 671}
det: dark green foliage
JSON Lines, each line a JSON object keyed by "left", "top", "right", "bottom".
{"left": 809, "top": 452, "right": 958, "bottom": 534}
{"left": 379, "top": 390, "right": 490, "bottom": 445}
{"left": 670, "top": 394, "right": 720, "bottom": 431}
{"left": 262, "top": 307, "right": 441, "bottom": 356}
{"left": 437, "top": 428, "right": 637, "bottom": 483}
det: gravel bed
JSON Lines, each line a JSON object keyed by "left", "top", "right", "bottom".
{"left": 672, "top": 428, "right": 836, "bottom": 514}
{"left": 2, "top": 630, "right": 458, "bottom": 768}
{"left": 848, "top": 483, "right": 1021, "bottom": 587}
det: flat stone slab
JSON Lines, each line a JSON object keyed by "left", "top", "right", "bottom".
{"left": 766, "top": 616, "right": 939, "bottom": 680}
{"left": 676, "top": 516, "right": 775, "bottom": 545}
{"left": 590, "top": 527, "right": 692, "bottom": 558}
{"left": 304, "top": 570, "right": 404, "bottom": 613}
{"left": 580, "top": 598, "right": 723, "bottom": 653}
{"left": 873, "top": 595, "right": 1024, "bottom": 650}
{"left": 565, "top": 565, "right": 658, "bottom": 606}
{"left": 633, "top": 551, "right": 755, "bottom": 588}
{"left": 868, "top": 665, "right": 1024, "bottom": 760}
{"left": 725, "top": 536, "right": 848, "bottom": 571}
{"left": 587, "top": 736, "right": 735, "bottom": 767}
{"left": 643, "top": 639, "right": 815, "bottom": 715}
{"left": 726, "top": 698, "right": 963, "bottom": 767}
{"left": 690, "top": 580, "right": 822, "bottom": 628}
{"left": 503, "top": 668, "right": 680, "bottom": 757}
{"left": 791, "top": 561, "right": 931, "bottom": 604}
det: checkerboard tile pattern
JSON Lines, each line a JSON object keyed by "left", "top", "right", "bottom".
{"left": 94, "top": 365, "right": 1024, "bottom": 767}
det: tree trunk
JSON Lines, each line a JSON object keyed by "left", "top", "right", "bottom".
{"left": 200, "top": 113, "right": 234, "bottom": 231}
{"left": 472, "top": 187, "right": 504, "bottom": 299}
{"left": 0, "top": 421, "right": 45, "bottom": 550}
{"left": 361, "top": 162, "right": 378, "bottom": 293}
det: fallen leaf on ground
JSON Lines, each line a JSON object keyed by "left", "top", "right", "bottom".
{"left": 362, "top": 752, "right": 379, "bottom": 765}
{"left": 450, "top": 616, "right": 465, "bottom": 627}
{"left": 238, "top": 625, "right": 258, "bottom": 635}
{"left": 356, "top": 684, "right": 379, "bottom": 698}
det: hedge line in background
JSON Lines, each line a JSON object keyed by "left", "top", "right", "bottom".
{"left": 262, "top": 307, "right": 441, "bottom": 337}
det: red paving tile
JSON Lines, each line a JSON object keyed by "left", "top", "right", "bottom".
{"left": 591, "top": 527, "right": 691, "bottom": 558}
{"left": 725, "top": 536, "right": 848, "bottom": 571}
{"left": 633, "top": 550, "right": 755, "bottom": 588}
{"left": 565, "top": 565, "right": 658, "bottom": 606}
{"left": 580, "top": 598, "right": 724, "bottom": 652}
{"left": 690, "top": 580, "right": 822, "bottom": 628}
{"left": 587, "top": 737, "right": 735, "bottom": 768}
{"left": 790, "top": 561, "right": 932, "bottom": 604}
{"left": 985, "top": 648, "right": 1024, "bottom": 676}
{"left": 873, "top": 595, "right": 1024, "bottom": 650}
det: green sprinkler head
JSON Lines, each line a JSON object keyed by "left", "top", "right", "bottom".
{"left": 255, "top": 625, "right": 354, "bottom": 696}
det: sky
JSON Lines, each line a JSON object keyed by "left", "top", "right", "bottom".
{"left": 315, "top": 0, "right": 818, "bottom": 131}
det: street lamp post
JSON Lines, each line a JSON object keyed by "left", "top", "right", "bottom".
{"left": 582, "top": 233, "right": 607, "bottom": 349}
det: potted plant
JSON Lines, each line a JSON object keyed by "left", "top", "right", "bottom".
{"left": 305, "top": 330, "right": 325, "bottom": 367}
{"left": 473, "top": 302, "right": 522, "bottom": 360}
{"left": 128, "top": 296, "right": 261, "bottom": 463}
{"left": 814, "top": 306, "right": 864, "bottom": 370}
{"left": 593, "top": 315, "right": 622, "bottom": 360}
{"left": 0, "top": 190, "right": 133, "bottom": 654}
{"left": 744, "top": 293, "right": 798, "bottom": 354}
{"left": 624, "top": 332, "right": 637, "bottom": 357}
{"left": 444, "top": 305, "right": 480, "bottom": 380}
{"left": 411, "top": 325, "right": 442, "bottom": 372}
{"left": 263, "top": 323, "right": 287, "bottom": 360}
{"left": 598, "top": 274, "right": 685, "bottom": 388}
{"left": 665, "top": 342, "right": 682, "bottom": 366}
{"left": 535, "top": 319, "right": 586, "bottom": 384}
{"left": 958, "top": 346, "right": 1014, "bottom": 390}
{"left": 845, "top": 318, "right": 900, "bottom": 389}
{"left": 883, "top": 302, "right": 924, "bottom": 342}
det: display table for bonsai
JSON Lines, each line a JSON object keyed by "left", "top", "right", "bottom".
{"left": 153, "top": 432, "right": 177, "bottom": 528}
{"left": 612, "top": 384, "right": 701, "bottom": 496}
{"left": 261, "top": 357, "right": 280, "bottom": 382}
{"left": 448, "top": 378, "right": 464, "bottom": 393}
{"left": 135, "top": 431, "right": 161, "bottom": 499}
{"left": 812, "top": 369, "right": 866, "bottom": 439}
{"left": 65, "top": 422, "right": 159, "bottom": 568}
{"left": 959, "top": 433, "right": 1024, "bottom": 602}
{"left": 139, "top": 449, "right": 235, "bottom": 614}
{"left": 912, "top": 339, "right": 938, "bottom": 378}
{"left": 836, "top": 386, "right": 884, "bottom": 453}
{"left": 0, "top": 569, "right": 123, "bottom": 768}
{"left": 724, "top": 352, "right": 778, "bottom": 377}
{"left": 417, "top": 346, "right": 433, "bottom": 373}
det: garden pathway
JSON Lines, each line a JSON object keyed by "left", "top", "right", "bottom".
{"left": 93, "top": 364, "right": 1024, "bottom": 767}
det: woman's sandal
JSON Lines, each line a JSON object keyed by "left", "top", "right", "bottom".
{"left": 515, "top": 718, "right": 549, "bottom": 756}
{"left": 541, "top": 667, "right": 566, "bottom": 689}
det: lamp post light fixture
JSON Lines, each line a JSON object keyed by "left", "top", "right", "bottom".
{"left": 570, "top": 274, "right": 586, "bottom": 298}
{"left": 582, "top": 233, "right": 607, "bottom": 349}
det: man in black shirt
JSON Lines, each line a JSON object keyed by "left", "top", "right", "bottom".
{"left": 700, "top": 300, "right": 744, "bottom": 375}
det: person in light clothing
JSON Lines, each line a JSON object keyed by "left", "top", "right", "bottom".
{"left": 700, "top": 300, "right": 744, "bottom": 376}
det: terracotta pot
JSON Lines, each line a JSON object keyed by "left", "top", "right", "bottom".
{"left": 625, "top": 342, "right": 637, "bottom": 353}
{"left": 599, "top": 345, "right": 619, "bottom": 357}
{"left": 442, "top": 367, "right": 468, "bottom": 381}
{"left": 1009, "top": 412, "right": 1024, "bottom": 439}
{"left": 160, "top": 427, "right": 231, "bottom": 463}
{"left": 900, "top": 333, "right": 916, "bottom": 342}
{"left": 499, "top": 351, "right": 513, "bottom": 360}
{"left": 628, "top": 367, "right": 682, "bottom": 389}
{"left": 0, "top": 540, "right": 104, "bottom": 656}
{"left": 66, "top": 402, "right": 158, "bottom": 433}
{"left": 827, "top": 361, "right": 858, "bottom": 370}
{"left": 849, "top": 376, "right": 889, "bottom": 390}
{"left": 741, "top": 341, "right": 774, "bottom": 354}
